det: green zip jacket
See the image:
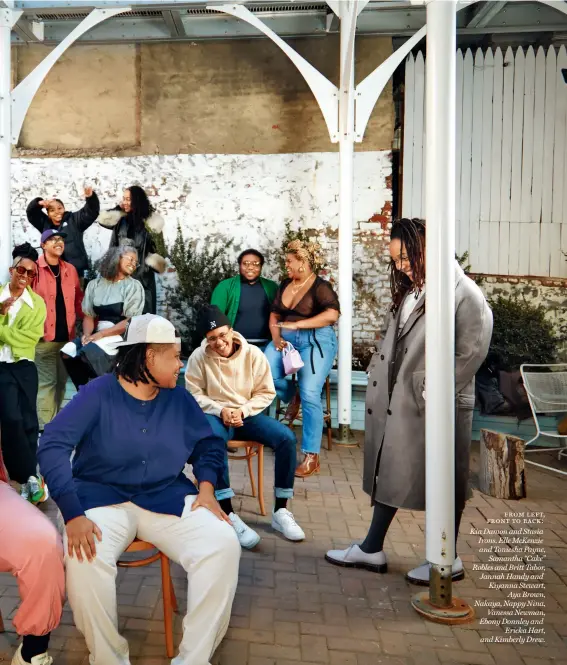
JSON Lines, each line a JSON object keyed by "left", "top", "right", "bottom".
{"left": 211, "top": 275, "right": 279, "bottom": 326}
{"left": 0, "top": 285, "right": 47, "bottom": 362}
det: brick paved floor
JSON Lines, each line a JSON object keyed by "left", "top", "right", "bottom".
{"left": 1, "top": 436, "right": 567, "bottom": 665}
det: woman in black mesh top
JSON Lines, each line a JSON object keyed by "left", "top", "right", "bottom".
{"left": 265, "top": 240, "right": 340, "bottom": 477}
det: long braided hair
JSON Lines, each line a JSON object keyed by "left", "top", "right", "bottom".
{"left": 389, "top": 218, "right": 426, "bottom": 314}
{"left": 113, "top": 344, "right": 158, "bottom": 385}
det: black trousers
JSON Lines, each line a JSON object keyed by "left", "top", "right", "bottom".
{"left": 0, "top": 360, "right": 39, "bottom": 483}
{"left": 361, "top": 501, "right": 464, "bottom": 555}
{"left": 62, "top": 354, "right": 96, "bottom": 390}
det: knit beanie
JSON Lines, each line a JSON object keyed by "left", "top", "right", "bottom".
{"left": 197, "top": 305, "right": 231, "bottom": 340}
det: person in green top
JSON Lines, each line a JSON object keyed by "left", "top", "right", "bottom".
{"left": 211, "top": 249, "right": 278, "bottom": 350}
{"left": 0, "top": 243, "right": 48, "bottom": 505}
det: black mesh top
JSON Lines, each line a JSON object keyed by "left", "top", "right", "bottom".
{"left": 271, "top": 276, "right": 340, "bottom": 322}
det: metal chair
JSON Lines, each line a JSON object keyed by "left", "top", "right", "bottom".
{"left": 520, "top": 363, "right": 567, "bottom": 475}
{"left": 227, "top": 440, "right": 266, "bottom": 516}
{"left": 275, "top": 375, "right": 333, "bottom": 450}
{"left": 117, "top": 539, "right": 178, "bottom": 658}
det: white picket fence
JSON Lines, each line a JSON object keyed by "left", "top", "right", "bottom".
{"left": 403, "top": 46, "right": 567, "bottom": 278}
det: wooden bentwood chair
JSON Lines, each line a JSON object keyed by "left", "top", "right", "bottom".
{"left": 117, "top": 539, "right": 178, "bottom": 658}
{"left": 227, "top": 440, "right": 266, "bottom": 516}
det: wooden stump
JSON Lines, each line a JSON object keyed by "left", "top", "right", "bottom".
{"left": 479, "top": 429, "right": 526, "bottom": 499}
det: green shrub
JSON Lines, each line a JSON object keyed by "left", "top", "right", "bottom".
{"left": 486, "top": 294, "right": 557, "bottom": 371}
{"left": 166, "top": 224, "right": 234, "bottom": 357}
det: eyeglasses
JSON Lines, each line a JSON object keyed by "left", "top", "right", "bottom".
{"left": 12, "top": 265, "right": 37, "bottom": 279}
{"left": 242, "top": 261, "right": 261, "bottom": 268}
{"left": 207, "top": 331, "right": 231, "bottom": 345}
{"left": 123, "top": 258, "right": 140, "bottom": 268}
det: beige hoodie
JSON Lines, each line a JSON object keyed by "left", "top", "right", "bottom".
{"left": 185, "top": 332, "right": 276, "bottom": 419}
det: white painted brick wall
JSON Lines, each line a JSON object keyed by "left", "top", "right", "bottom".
{"left": 11, "top": 151, "right": 393, "bottom": 355}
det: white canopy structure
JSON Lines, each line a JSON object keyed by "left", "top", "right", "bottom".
{"left": 2, "top": 0, "right": 566, "bottom": 613}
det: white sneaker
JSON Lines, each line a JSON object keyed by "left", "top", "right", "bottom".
{"left": 272, "top": 508, "right": 305, "bottom": 541}
{"left": 325, "top": 543, "right": 387, "bottom": 573}
{"left": 12, "top": 644, "right": 53, "bottom": 665}
{"left": 406, "top": 557, "right": 465, "bottom": 586}
{"left": 229, "top": 513, "right": 261, "bottom": 549}
{"left": 19, "top": 482, "right": 30, "bottom": 502}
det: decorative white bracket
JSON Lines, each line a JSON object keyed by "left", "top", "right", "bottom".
{"left": 354, "top": 0, "right": 478, "bottom": 142}
{"left": 0, "top": 7, "right": 22, "bottom": 29}
{"left": 355, "top": 25, "right": 425, "bottom": 142}
{"left": 209, "top": 3, "right": 339, "bottom": 142}
{"left": 10, "top": 6, "right": 130, "bottom": 144}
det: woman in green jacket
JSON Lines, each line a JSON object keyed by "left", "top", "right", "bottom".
{"left": 0, "top": 243, "right": 48, "bottom": 504}
{"left": 211, "top": 249, "right": 278, "bottom": 349}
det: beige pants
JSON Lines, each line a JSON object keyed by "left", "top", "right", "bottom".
{"left": 64, "top": 496, "right": 241, "bottom": 665}
{"left": 35, "top": 341, "right": 68, "bottom": 429}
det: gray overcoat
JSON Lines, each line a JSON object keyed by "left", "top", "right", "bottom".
{"left": 363, "top": 263, "right": 493, "bottom": 511}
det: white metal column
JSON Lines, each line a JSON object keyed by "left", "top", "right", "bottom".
{"left": 0, "top": 9, "right": 14, "bottom": 281}
{"left": 424, "top": 0, "right": 457, "bottom": 593}
{"left": 336, "top": 2, "right": 357, "bottom": 437}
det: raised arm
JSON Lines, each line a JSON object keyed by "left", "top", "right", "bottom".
{"left": 26, "top": 197, "right": 48, "bottom": 232}
{"left": 70, "top": 188, "right": 100, "bottom": 232}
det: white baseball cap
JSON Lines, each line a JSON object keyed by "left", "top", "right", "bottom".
{"left": 115, "top": 314, "right": 181, "bottom": 347}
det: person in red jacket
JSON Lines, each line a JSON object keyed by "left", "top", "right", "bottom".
{"left": 33, "top": 229, "right": 83, "bottom": 429}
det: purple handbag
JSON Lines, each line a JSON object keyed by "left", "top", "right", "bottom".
{"left": 282, "top": 342, "right": 304, "bottom": 375}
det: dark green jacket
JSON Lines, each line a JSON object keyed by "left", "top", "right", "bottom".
{"left": 211, "top": 275, "right": 279, "bottom": 326}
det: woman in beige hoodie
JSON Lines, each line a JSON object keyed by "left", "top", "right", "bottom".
{"left": 185, "top": 306, "right": 305, "bottom": 549}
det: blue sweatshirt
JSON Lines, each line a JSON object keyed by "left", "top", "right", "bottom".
{"left": 37, "top": 373, "right": 225, "bottom": 523}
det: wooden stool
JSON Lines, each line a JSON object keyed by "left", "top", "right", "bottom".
{"left": 117, "top": 539, "right": 178, "bottom": 658}
{"left": 227, "top": 440, "right": 266, "bottom": 516}
{"left": 276, "top": 375, "right": 333, "bottom": 450}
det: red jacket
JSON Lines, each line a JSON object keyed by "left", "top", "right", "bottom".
{"left": 34, "top": 256, "right": 83, "bottom": 342}
{"left": 0, "top": 448, "right": 7, "bottom": 483}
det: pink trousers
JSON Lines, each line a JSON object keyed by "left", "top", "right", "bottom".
{"left": 0, "top": 482, "right": 64, "bottom": 636}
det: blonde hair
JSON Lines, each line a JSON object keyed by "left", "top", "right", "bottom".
{"left": 286, "top": 239, "right": 324, "bottom": 272}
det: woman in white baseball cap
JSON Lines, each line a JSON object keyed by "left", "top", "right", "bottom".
{"left": 38, "top": 314, "right": 240, "bottom": 665}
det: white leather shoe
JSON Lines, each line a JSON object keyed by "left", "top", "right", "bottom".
{"left": 229, "top": 513, "right": 261, "bottom": 549}
{"left": 272, "top": 508, "right": 305, "bottom": 541}
{"left": 325, "top": 543, "right": 387, "bottom": 573}
{"left": 406, "top": 557, "right": 465, "bottom": 586}
{"left": 12, "top": 644, "right": 53, "bottom": 665}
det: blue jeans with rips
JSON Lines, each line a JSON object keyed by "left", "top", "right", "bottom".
{"left": 205, "top": 413, "right": 297, "bottom": 501}
{"left": 264, "top": 326, "right": 337, "bottom": 455}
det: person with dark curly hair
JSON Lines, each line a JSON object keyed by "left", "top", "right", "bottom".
{"left": 326, "top": 218, "right": 493, "bottom": 585}
{"left": 60, "top": 245, "right": 144, "bottom": 388}
{"left": 97, "top": 186, "right": 166, "bottom": 314}
{"left": 265, "top": 239, "right": 340, "bottom": 478}
{"left": 0, "top": 243, "right": 48, "bottom": 504}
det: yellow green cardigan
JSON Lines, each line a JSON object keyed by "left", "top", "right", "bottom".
{"left": 0, "top": 285, "right": 46, "bottom": 361}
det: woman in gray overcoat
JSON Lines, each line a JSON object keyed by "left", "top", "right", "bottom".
{"left": 326, "top": 218, "right": 493, "bottom": 585}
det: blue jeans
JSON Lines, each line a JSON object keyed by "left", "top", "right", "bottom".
{"left": 205, "top": 414, "right": 297, "bottom": 501}
{"left": 264, "top": 326, "right": 337, "bottom": 455}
